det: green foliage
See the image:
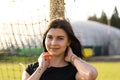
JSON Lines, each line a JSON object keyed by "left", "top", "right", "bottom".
{"left": 0, "top": 47, "right": 43, "bottom": 56}
{"left": 98, "top": 11, "right": 108, "bottom": 24}
{"left": 88, "top": 14, "right": 98, "bottom": 21}
{"left": 88, "top": 6, "right": 120, "bottom": 29}
{"left": 110, "top": 6, "right": 120, "bottom": 29}
{"left": 88, "top": 11, "right": 108, "bottom": 25}
{"left": 18, "top": 47, "right": 43, "bottom": 56}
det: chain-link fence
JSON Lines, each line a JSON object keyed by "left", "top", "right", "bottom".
{"left": 0, "top": 19, "right": 49, "bottom": 80}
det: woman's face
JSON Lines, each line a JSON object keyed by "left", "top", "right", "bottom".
{"left": 45, "top": 28, "right": 70, "bottom": 56}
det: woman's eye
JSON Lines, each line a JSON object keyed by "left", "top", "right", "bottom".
{"left": 58, "top": 37, "right": 63, "bottom": 40}
{"left": 47, "top": 36, "right": 52, "bottom": 39}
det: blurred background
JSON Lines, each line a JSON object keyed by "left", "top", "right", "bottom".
{"left": 0, "top": 0, "right": 120, "bottom": 80}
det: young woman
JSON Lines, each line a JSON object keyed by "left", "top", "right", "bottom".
{"left": 22, "top": 19, "right": 98, "bottom": 80}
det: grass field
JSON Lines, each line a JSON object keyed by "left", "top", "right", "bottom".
{"left": 91, "top": 61, "right": 120, "bottom": 80}
{"left": 0, "top": 62, "right": 23, "bottom": 80}
{"left": 0, "top": 59, "right": 120, "bottom": 80}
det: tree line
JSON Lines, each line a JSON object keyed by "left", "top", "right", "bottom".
{"left": 88, "top": 6, "right": 120, "bottom": 29}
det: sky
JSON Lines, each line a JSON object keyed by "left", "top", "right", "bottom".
{"left": 65, "top": 0, "right": 120, "bottom": 21}
{"left": 0, "top": 0, "right": 120, "bottom": 23}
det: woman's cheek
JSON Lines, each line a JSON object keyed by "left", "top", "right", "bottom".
{"left": 45, "top": 40, "right": 50, "bottom": 50}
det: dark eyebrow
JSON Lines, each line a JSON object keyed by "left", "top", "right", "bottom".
{"left": 47, "top": 34, "right": 65, "bottom": 38}
{"left": 46, "top": 34, "right": 51, "bottom": 36}
{"left": 57, "top": 36, "right": 64, "bottom": 38}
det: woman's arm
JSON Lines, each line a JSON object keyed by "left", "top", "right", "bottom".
{"left": 22, "top": 71, "right": 30, "bottom": 80}
{"left": 22, "top": 52, "right": 51, "bottom": 80}
{"left": 71, "top": 54, "right": 98, "bottom": 80}
{"left": 22, "top": 66, "right": 46, "bottom": 80}
{"left": 65, "top": 47, "right": 98, "bottom": 80}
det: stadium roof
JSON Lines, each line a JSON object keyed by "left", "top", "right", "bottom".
{"left": 71, "top": 21, "right": 120, "bottom": 46}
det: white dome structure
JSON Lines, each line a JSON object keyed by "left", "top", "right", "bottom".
{"left": 71, "top": 21, "right": 120, "bottom": 56}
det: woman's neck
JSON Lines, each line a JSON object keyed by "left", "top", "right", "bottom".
{"left": 49, "top": 56, "right": 68, "bottom": 67}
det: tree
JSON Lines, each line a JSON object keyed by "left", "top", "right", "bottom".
{"left": 98, "top": 11, "right": 108, "bottom": 24}
{"left": 88, "top": 11, "right": 108, "bottom": 25}
{"left": 110, "top": 6, "right": 120, "bottom": 29}
{"left": 88, "top": 14, "right": 98, "bottom": 21}
{"left": 50, "top": 0, "right": 65, "bottom": 20}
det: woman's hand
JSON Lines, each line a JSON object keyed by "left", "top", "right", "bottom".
{"left": 38, "top": 52, "right": 51, "bottom": 70}
{"left": 65, "top": 47, "right": 76, "bottom": 62}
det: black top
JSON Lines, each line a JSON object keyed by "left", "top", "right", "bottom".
{"left": 26, "top": 62, "right": 77, "bottom": 80}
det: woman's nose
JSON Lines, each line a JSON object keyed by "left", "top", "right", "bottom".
{"left": 51, "top": 39, "right": 57, "bottom": 45}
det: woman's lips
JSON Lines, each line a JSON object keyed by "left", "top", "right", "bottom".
{"left": 50, "top": 48, "right": 59, "bottom": 51}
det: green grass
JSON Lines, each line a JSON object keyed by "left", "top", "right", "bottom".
{"left": 91, "top": 61, "right": 120, "bottom": 80}
{"left": 0, "top": 56, "right": 38, "bottom": 80}
{"left": 0, "top": 55, "right": 39, "bottom": 63}
{"left": 0, "top": 57, "right": 120, "bottom": 80}
{"left": 0, "top": 62, "right": 23, "bottom": 80}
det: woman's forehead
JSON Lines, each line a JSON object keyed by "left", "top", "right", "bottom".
{"left": 47, "top": 28, "right": 67, "bottom": 37}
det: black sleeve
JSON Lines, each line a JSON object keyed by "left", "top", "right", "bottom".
{"left": 25, "top": 62, "right": 39, "bottom": 75}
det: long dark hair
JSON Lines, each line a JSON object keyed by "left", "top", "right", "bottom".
{"left": 42, "top": 19, "right": 84, "bottom": 58}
